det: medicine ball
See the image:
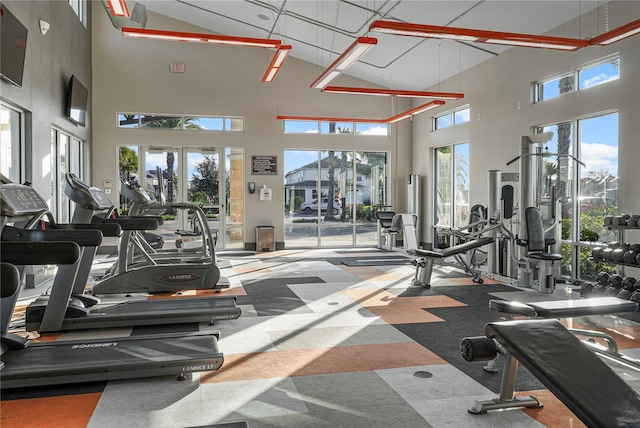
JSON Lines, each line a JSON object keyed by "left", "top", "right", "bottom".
{"left": 637, "top": 252, "right": 640, "bottom": 265}
{"left": 628, "top": 217, "right": 639, "bottom": 227}
{"left": 630, "top": 244, "right": 640, "bottom": 252}
{"left": 603, "top": 216, "right": 614, "bottom": 226}
{"left": 630, "top": 290, "right": 640, "bottom": 304}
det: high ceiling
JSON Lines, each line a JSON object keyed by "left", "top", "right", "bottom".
{"left": 136, "top": 0, "right": 608, "bottom": 90}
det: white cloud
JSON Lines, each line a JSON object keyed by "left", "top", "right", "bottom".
{"left": 360, "top": 126, "right": 388, "bottom": 135}
{"left": 582, "top": 73, "right": 619, "bottom": 88}
{"left": 580, "top": 142, "right": 618, "bottom": 177}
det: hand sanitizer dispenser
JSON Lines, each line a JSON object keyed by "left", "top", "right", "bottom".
{"left": 260, "top": 185, "right": 272, "bottom": 201}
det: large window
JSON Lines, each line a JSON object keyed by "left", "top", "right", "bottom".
{"left": 536, "top": 112, "right": 619, "bottom": 279}
{"left": 68, "top": 0, "right": 86, "bottom": 27}
{"left": 433, "top": 142, "right": 470, "bottom": 247}
{"left": 534, "top": 55, "right": 620, "bottom": 102}
{"left": 434, "top": 106, "right": 470, "bottom": 130}
{"left": 283, "top": 120, "right": 388, "bottom": 135}
{"left": 117, "top": 113, "right": 244, "bottom": 131}
{"left": 50, "top": 128, "right": 85, "bottom": 223}
{"left": 284, "top": 150, "right": 388, "bottom": 247}
{"left": 0, "top": 103, "right": 23, "bottom": 182}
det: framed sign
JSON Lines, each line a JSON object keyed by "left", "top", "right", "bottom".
{"left": 251, "top": 155, "right": 277, "bottom": 175}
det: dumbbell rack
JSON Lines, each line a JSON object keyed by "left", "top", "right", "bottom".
{"left": 589, "top": 223, "right": 640, "bottom": 276}
{"left": 589, "top": 225, "right": 640, "bottom": 275}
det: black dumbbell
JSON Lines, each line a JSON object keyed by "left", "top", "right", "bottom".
{"left": 613, "top": 215, "right": 629, "bottom": 226}
{"left": 592, "top": 247, "right": 604, "bottom": 260}
{"left": 623, "top": 248, "right": 639, "bottom": 264}
{"left": 592, "top": 272, "right": 610, "bottom": 294}
{"left": 612, "top": 246, "right": 629, "bottom": 263}
{"left": 617, "top": 277, "right": 637, "bottom": 299}
{"left": 581, "top": 282, "right": 594, "bottom": 297}
{"left": 604, "top": 274, "right": 624, "bottom": 296}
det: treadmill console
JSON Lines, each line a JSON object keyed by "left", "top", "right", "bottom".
{"left": 0, "top": 184, "right": 50, "bottom": 216}
{"left": 64, "top": 173, "right": 113, "bottom": 210}
{"left": 120, "top": 180, "right": 154, "bottom": 204}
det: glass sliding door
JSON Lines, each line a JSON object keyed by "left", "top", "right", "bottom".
{"left": 284, "top": 149, "right": 388, "bottom": 248}
{"left": 355, "top": 151, "right": 388, "bottom": 246}
{"left": 183, "top": 148, "right": 245, "bottom": 250}
{"left": 284, "top": 150, "right": 320, "bottom": 247}
{"left": 124, "top": 146, "right": 243, "bottom": 250}
{"left": 141, "top": 148, "right": 181, "bottom": 243}
{"left": 319, "top": 150, "right": 352, "bottom": 247}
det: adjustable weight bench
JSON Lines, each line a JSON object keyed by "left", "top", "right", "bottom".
{"left": 461, "top": 319, "right": 640, "bottom": 427}
{"left": 487, "top": 297, "right": 640, "bottom": 373}
{"left": 408, "top": 236, "right": 494, "bottom": 288}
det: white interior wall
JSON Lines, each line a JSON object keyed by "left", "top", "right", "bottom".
{"left": 91, "top": 9, "right": 412, "bottom": 247}
{"left": 412, "top": 1, "right": 640, "bottom": 248}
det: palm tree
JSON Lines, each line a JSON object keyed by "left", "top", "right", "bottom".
{"left": 119, "top": 146, "right": 138, "bottom": 182}
{"left": 142, "top": 117, "right": 199, "bottom": 202}
{"left": 557, "top": 76, "right": 573, "bottom": 213}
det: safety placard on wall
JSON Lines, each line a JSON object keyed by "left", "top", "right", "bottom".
{"left": 251, "top": 155, "right": 277, "bottom": 175}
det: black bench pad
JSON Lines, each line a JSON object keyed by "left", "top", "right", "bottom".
{"left": 486, "top": 319, "right": 640, "bottom": 428}
{"left": 408, "top": 236, "right": 494, "bottom": 259}
{"left": 490, "top": 297, "right": 638, "bottom": 318}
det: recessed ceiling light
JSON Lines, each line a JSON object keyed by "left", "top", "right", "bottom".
{"left": 258, "top": 14, "right": 269, "bottom": 21}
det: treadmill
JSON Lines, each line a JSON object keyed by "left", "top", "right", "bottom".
{"left": 0, "top": 241, "right": 224, "bottom": 389}
{"left": 0, "top": 180, "right": 240, "bottom": 333}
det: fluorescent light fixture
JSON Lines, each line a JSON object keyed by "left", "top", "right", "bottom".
{"left": 369, "top": 20, "right": 588, "bottom": 51}
{"left": 277, "top": 100, "right": 445, "bottom": 124}
{"left": 122, "top": 28, "right": 282, "bottom": 48}
{"left": 589, "top": 19, "right": 640, "bottom": 46}
{"left": 310, "top": 37, "right": 377, "bottom": 89}
{"left": 387, "top": 100, "right": 445, "bottom": 123}
{"left": 322, "top": 86, "right": 464, "bottom": 100}
{"left": 484, "top": 39, "right": 580, "bottom": 50}
{"left": 262, "top": 45, "right": 291, "bottom": 82}
{"left": 276, "top": 115, "right": 387, "bottom": 124}
{"left": 107, "top": 0, "right": 130, "bottom": 17}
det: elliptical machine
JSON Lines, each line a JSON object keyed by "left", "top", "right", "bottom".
{"left": 65, "top": 173, "right": 228, "bottom": 294}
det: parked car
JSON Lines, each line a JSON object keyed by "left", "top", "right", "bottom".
{"left": 300, "top": 198, "right": 341, "bottom": 215}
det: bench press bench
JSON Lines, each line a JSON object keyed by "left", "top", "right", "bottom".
{"left": 487, "top": 297, "right": 640, "bottom": 373}
{"left": 408, "top": 236, "right": 494, "bottom": 288}
{"left": 461, "top": 319, "right": 640, "bottom": 427}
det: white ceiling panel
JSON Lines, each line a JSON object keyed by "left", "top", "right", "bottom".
{"left": 133, "top": 0, "right": 633, "bottom": 90}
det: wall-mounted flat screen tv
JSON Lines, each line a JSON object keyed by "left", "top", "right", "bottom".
{"left": 66, "top": 75, "right": 89, "bottom": 127}
{"left": 0, "top": 4, "right": 29, "bottom": 87}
